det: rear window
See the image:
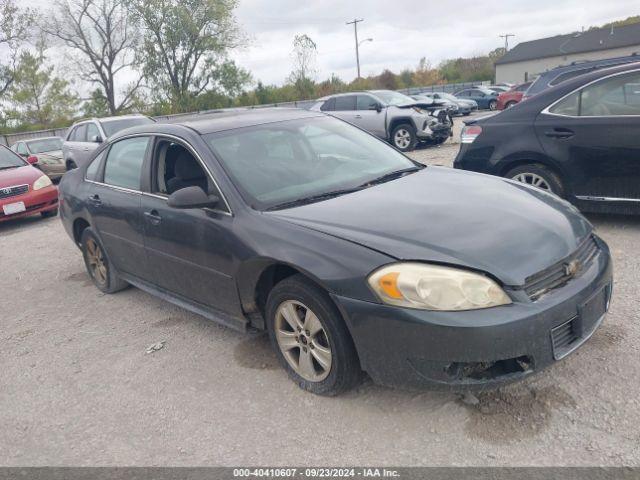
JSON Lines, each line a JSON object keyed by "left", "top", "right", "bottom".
{"left": 100, "top": 117, "right": 154, "bottom": 138}
{"left": 27, "top": 138, "right": 62, "bottom": 153}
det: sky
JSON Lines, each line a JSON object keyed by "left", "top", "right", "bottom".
{"left": 20, "top": 0, "right": 640, "bottom": 93}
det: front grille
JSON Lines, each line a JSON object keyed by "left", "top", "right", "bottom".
{"left": 0, "top": 184, "right": 29, "bottom": 200}
{"left": 551, "top": 317, "right": 579, "bottom": 356}
{"left": 524, "top": 236, "right": 599, "bottom": 300}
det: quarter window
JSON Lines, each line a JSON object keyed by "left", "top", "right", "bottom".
{"left": 103, "top": 137, "right": 149, "bottom": 190}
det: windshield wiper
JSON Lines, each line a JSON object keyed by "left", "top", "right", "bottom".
{"left": 0, "top": 165, "right": 19, "bottom": 171}
{"left": 360, "top": 166, "right": 423, "bottom": 187}
{"left": 266, "top": 186, "right": 366, "bottom": 211}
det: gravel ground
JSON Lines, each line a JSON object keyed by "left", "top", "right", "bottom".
{"left": 1, "top": 143, "right": 639, "bottom": 466}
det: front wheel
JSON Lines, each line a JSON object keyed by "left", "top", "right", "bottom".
{"left": 488, "top": 100, "right": 498, "bottom": 111}
{"left": 266, "top": 275, "right": 361, "bottom": 396}
{"left": 505, "top": 164, "right": 564, "bottom": 197}
{"left": 391, "top": 123, "right": 417, "bottom": 152}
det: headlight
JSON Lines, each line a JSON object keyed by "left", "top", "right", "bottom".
{"left": 368, "top": 263, "right": 512, "bottom": 311}
{"left": 33, "top": 175, "right": 52, "bottom": 190}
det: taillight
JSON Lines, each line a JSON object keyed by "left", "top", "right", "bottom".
{"left": 461, "top": 125, "right": 482, "bottom": 144}
{"left": 27, "top": 155, "right": 39, "bottom": 165}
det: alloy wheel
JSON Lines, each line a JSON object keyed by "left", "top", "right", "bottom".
{"left": 512, "top": 172, "right": 551, "bottom": 191}
{"left": 86, "top": 238, "right": 107, "bottom": 285}
{"left": 274, "top": 300, "right": 332, "bottom": 382}
{"left": 394, "top": 129, "right": 411, "bottom": 149}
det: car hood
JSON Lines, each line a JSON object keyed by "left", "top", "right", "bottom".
{"left": 0, "top": 165, "right": 42, "bottom": 189}
{"left": 268, "top": 167, "right": 592, "bottom": 286}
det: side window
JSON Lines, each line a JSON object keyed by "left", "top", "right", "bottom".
{"left": 320, "top": 98, "right": 335, "bottom": 112}
{"left": 75, "top": 124, "right": 87, "bottom": 142}
{"left": 581, "top": 72, "right": 640, "bottom": 116}
{"left": 457, "top": 90, "right": 468, "bottom": 97}
{"left": 356, "top": 95, "right": 378, "bottom": 110}
{"left": 16, "top": 143, "right": 28, "bottom": 155}
{"left": 86, "top": 123, "right": 100, "bottom": 142}
{"left": 85, "top": 150, "right": 106, "bottom": 181}
{"left": 549, "top": 92, "right": 580, "bottom": 116}
{"left": 103, "top": 137, "right": 149, "bottom": 190}
{"left": 333, "top": 95, "right": 357, "bottom": 111}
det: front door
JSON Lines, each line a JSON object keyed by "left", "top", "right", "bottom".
{"left": 355, "top": 94, "right": 387, "bottom": 138}
{"left": 535, "top": 70, "right": 640, "bottom": 201}
{"left": 87, "top": 135, "right": 152, "bottom": 280}
{"left": 141, "top": 137, "right": 241, "bottom": 316}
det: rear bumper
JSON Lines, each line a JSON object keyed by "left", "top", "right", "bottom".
{"left": 0, "top": 185, "right": 58, "bottom": 222}
{"left": 332, "top": 240, "right": 613, "bottom": 390}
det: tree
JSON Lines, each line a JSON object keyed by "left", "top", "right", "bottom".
{"left": 0, "top": 0, "right": 35, "bottom": 97}
{"left": 82, "top": 88, "right": 110, "bottom": 117}
{"left": 288, "top": 34, "right": 317, "bottom": 99}
{"left": 375, "top": 69, "right": 399, "bottom": 90}
{"left": 130, "top": 0, "right": 249, "bottom": 112}
{"left": 44, "top": 0, "right": 142, "bottom": 115}
{"left": 7, "top": 45, "right": 79, "bottom": 127}
{"left": 413, "top": 58, "right": 443, "bottom": 87}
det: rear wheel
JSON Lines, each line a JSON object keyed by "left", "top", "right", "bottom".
{"left": 505, "top": 164, "right": 564, "bottom": 196}
{"left": 505, "top": 101, "right": 517, "bottom": 109}
{"left": 488, "top": 100, "right": 498, "bottom": 111}
{"left": 391, "top": 123, "right": 417, "bottom": 152}
{"left": 81, "top": 228, "right": 128, "bottom": 293}
{"left": 266, "top": 275, "right": 361, "bottom": 396}
{"left": 66, "top": 160, "right": 77, "bottom": 171}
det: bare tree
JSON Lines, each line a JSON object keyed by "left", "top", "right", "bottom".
{"left": 43, "top": 0, "right": 141, "bottom": 114}
{"left": 288, "top": 34, "right": 317, "bottom": 98}
{"left": 0, "top": 0, "right": 35, "bottom": 97}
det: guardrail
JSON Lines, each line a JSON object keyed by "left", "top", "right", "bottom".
{"left": 0, "top": 81, "right": 489, "bottom": 146}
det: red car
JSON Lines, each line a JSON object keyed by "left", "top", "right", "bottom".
{"left": 0, "top": 145, "right": 59, "bottom": 222}
{"left": 497, "top": 81, "right": 532, "bottom": 110}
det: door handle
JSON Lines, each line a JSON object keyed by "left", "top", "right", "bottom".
{"left": 544, "top": 128, "right": 574, "bottom": 139}
{"left": 87, "top": 194, "right": 102, "bottom": 206}
{"left": 144, "top": 210, "right": 162, "bottom": 225}
{"left": 83, "top": 147, "right": 90, "bottom": 151}
{"left": 354, "top": 114, "right": 362, "bottom": 119}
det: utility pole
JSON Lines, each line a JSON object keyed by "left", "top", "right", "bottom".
{"left": 499, "top": 34, "right": 515, "bottom": 52}
{"left": 346, "top": 18, "right": 364, "bottom": 78}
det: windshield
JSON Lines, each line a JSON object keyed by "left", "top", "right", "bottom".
{"left": 100, "top": 117, "right": 154, "bottom": 137}
{"left": 26, "top": 137, "right": 62, "bottom": 153}
{"left": 204, "top": 116, "right": 418, "bottom": 210}
{"left": 370, "top": 90, "right": 415, "bottom": 106}
{"left": 0, "top": 146, "right": 26, "bottom": 169}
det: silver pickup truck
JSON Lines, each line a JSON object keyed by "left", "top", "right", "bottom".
{"left": 310, "top": 90, "right": 453, "bottom": 152}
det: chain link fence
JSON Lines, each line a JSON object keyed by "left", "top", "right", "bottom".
{"left": 0, "top": 81, "right": 488, "bottom": 147}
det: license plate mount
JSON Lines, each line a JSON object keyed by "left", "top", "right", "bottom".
{"left": 2, "top": 201, "right": 26, "bottom": 215}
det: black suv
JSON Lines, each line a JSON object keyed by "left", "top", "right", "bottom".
{"left": 454, "top": 62, "right": 640, "bottom": 214}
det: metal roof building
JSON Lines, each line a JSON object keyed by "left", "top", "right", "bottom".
{"left": 495, "top": 23, "right": 640, "bottom": 84}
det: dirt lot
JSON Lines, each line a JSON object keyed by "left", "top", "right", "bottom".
{"left": 1, "top": 143, "right": 639, "bottom": 466}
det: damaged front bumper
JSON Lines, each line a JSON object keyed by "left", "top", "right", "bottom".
{"left": 332, "top": 239, "right": 613, "bottom": 390}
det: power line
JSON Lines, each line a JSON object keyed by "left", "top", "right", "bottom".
{"left": 346, "top": 18, "right": 364, "bottom": 78}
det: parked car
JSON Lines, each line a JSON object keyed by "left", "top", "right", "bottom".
{"left": 410, "top": 94, "right": 458, "bottom": 114}
{"left": 310, "top": 90, "right": 452, "bottom": 151}
{"left": 523, "top": 53, "right": 640, "bottom": 100}
{"left": 454, "top": 87, "right": 500, "bottom": 110}
{"left": 497, "top": 81, "right": 533, "bottom": 110}
{"left": 11, "top": 136, "right": 65, "bottom": 182}
{"left": 455, "top": 62, "right": 640, "bottom": 214}
{"left": 59, "top": 108, "right": 612, "bottom": 395}
{"left": 63, "top": 114, "right": 155, "bottom": 170}
{"left": 419, "top": 92, "right": 478, "bottom": 115}
{"left": 487, "top": 85, "right": 511, "bottom": 93}
{"left": 0, "top": 145, "right": 58, "bottom": 222}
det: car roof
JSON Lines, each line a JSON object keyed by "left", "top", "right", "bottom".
{"left": 25, "top": 136, "right": 61, "bottom": 142}
{"left": 112, "top": 108, "right": 325, "bottom": 137}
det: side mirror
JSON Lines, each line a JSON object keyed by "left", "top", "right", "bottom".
{"left": 370, "top": 103, "right": 382, "bottom": 113}
{"left": 167, "top": 186, "right": 219, "bottom": 209}
{"left": 90, "top": 135, "right": 103, "bottom": 143}
{"left": 26, "top": 155, "right": 39, "bottom": 165}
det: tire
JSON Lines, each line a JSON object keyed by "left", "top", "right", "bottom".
{"left": 505, "top": 101, "right": 517, "bottom": 109}
{"left": 463, "top": 112, "right": 471, "bottom": 116}
{"left": 41, "top": 208, "right": 58, "bottom": 218}
{"left": 505, "top": 163, "right": 564, "bottom": 197}
{"left": 80, "top": 227, "right": 129, "bottom": 294}
{"left": 66, "top": 160, "right": 77, "bottom": 171}
{"left": 488, "top": 100, "right": 498, "bottom": 111}
{"left": 266, "top": 274, "right": 361, "bottom": 396}
{"left": 390, "top": 123, "right": 417, "bottom": 152}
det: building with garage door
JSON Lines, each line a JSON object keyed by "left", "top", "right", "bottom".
{"left": 495, "top": 23, "right": 640, "bottom": 84}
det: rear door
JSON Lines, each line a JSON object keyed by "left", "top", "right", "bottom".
{"left": 87, "top": 135, "right": 152, "bottom": 280}
{"left": 64, "top": 124, "right": 87, "bottom": 168}
{"left": 535, "top": 70, "right": 640, "bottom": 201}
